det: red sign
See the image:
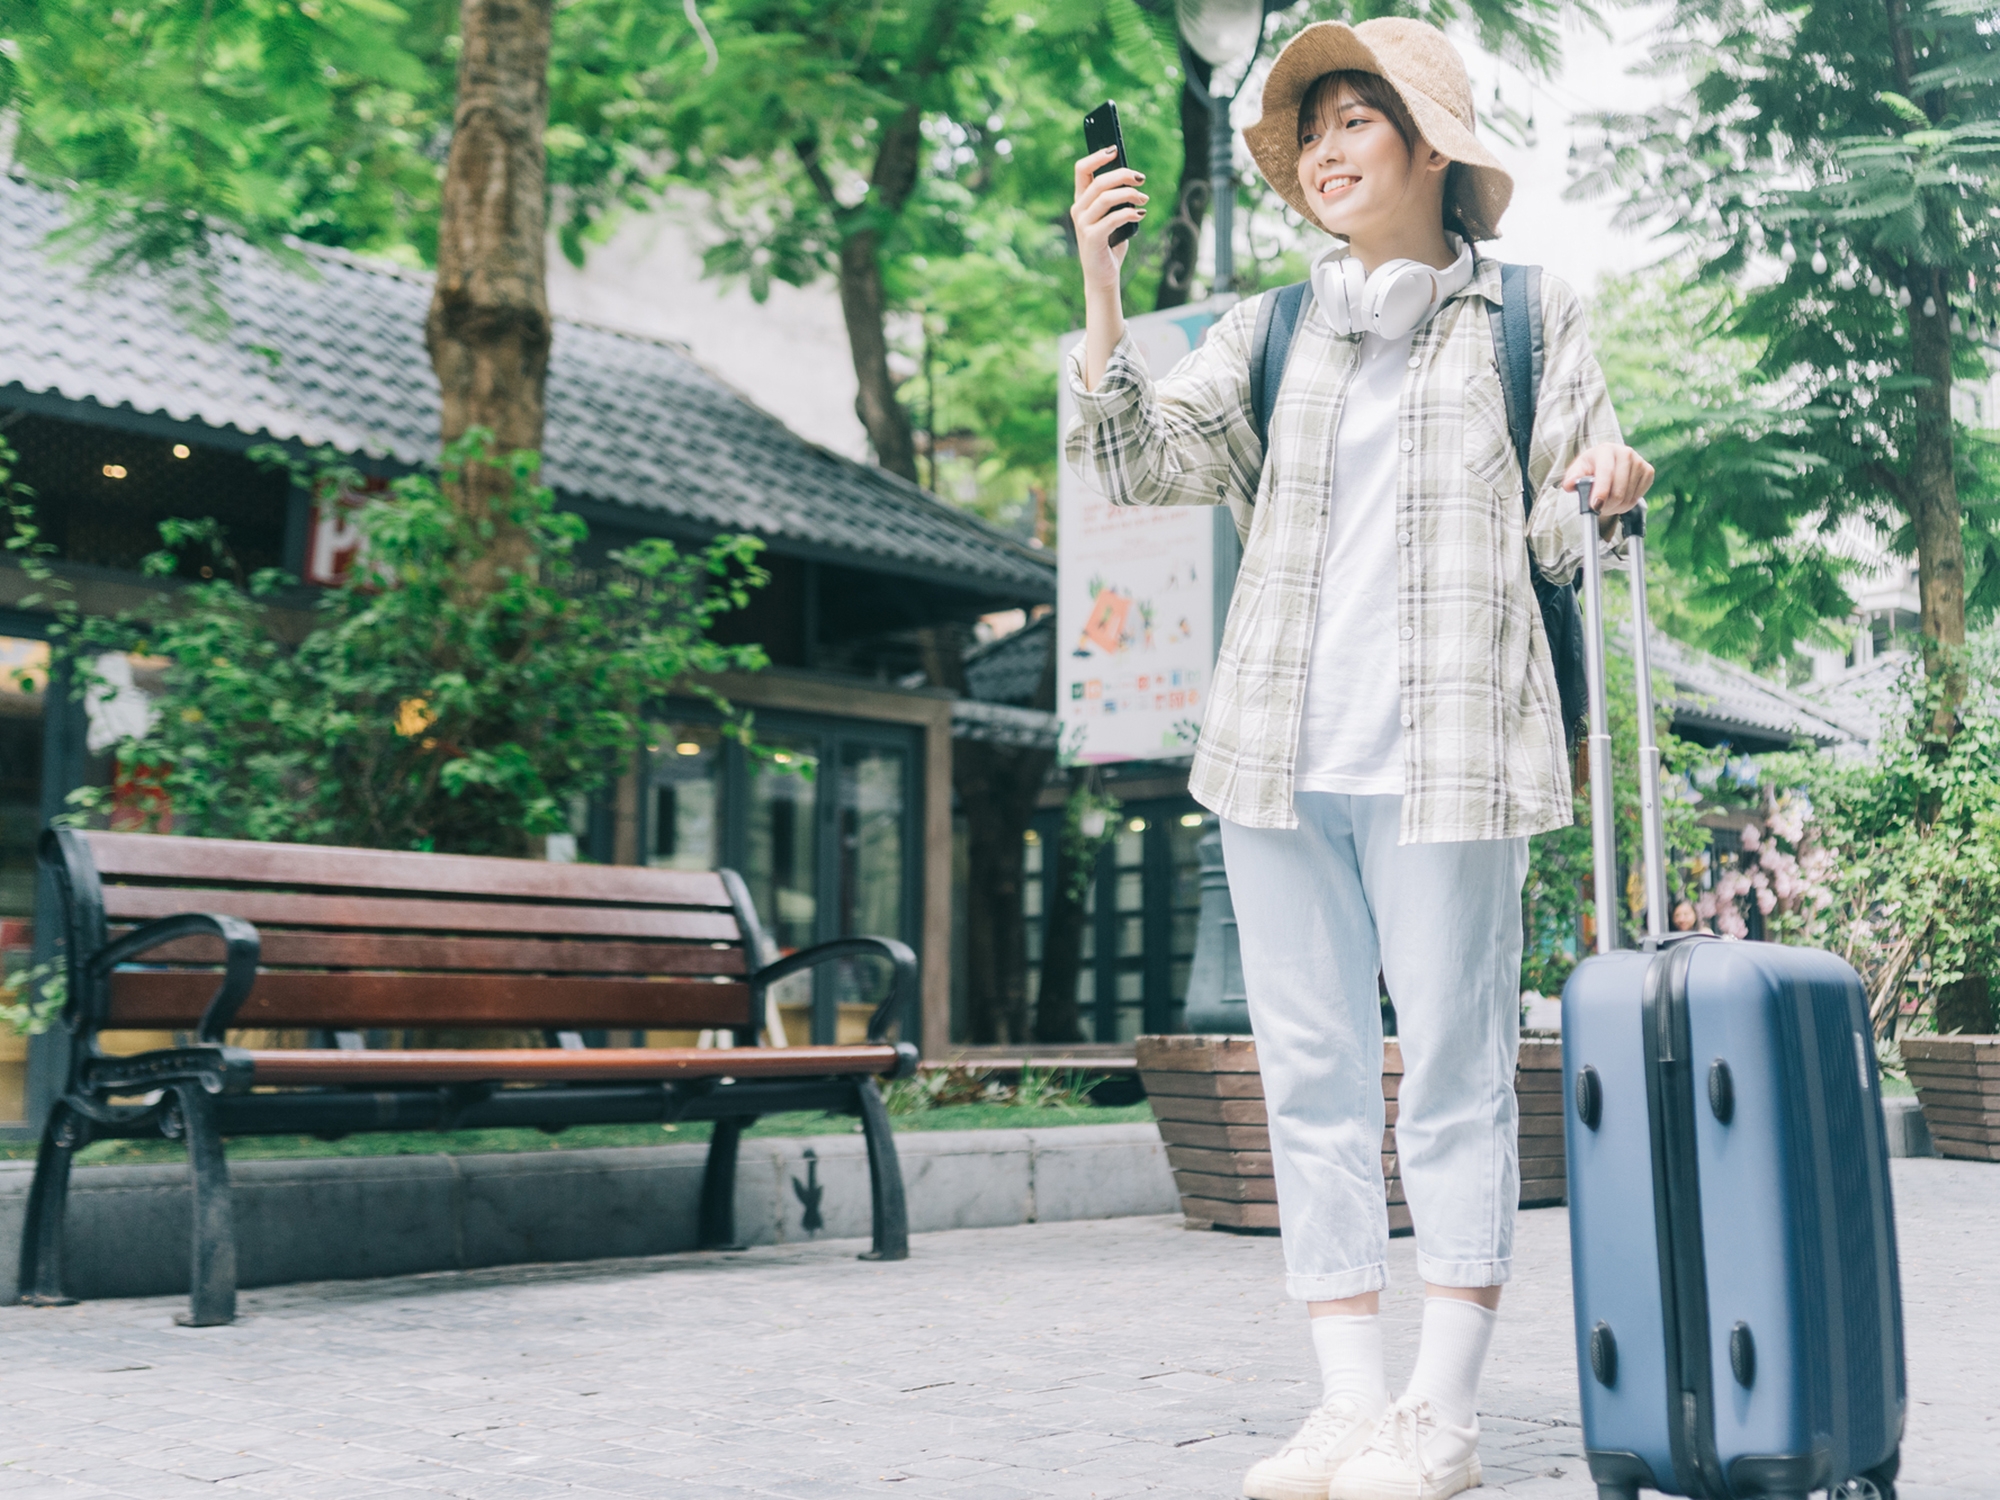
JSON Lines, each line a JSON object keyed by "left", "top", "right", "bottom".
{"left": 304, "top": 477, "right": 388, "bottom": 586}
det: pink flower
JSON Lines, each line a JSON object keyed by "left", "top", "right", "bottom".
{"left": 1756, "top": 883, "right": 1777, "bottom": 916}
{"left": 1697, "top": 892, "right": 1718, "bottom": 920}
{"left": 1740, "top": 822, "right": 1762, "bottom": 852}
{"left": 1717, "top": 906, "right": 1749, "bottom": 939}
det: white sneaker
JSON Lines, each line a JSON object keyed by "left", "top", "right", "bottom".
{"left": 1242, "top": 1394, "right": 1385, "bottom": 1500}
{"left": 1327, "top": 1399, "right": 1482, "bottom": 1500}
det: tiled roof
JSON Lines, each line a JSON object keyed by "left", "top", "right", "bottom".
{"left": 0, "top": 177, "right": 1054, "bottom": 600}
{"left": 1803, "top": 651, "right": 1919, "bottom": 750}
{"left": 1639, "top": 629, "right": 1871, "bottom": 749}
{"left": 964, "top": 614, "right": 1054, "bottom": 707}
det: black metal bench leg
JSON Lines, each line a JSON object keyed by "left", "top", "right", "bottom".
{"left": 698, "top": 1117, "right": 748, "bottom": 1251}
{"left": 855, "top": 1077, "right": 908, "bottom": 1262}
{"left": 17, "top": 1102, "right": 85, "bottom": 1307}
{"left": 172, "top": 1084, "right": 237, "bottom": 1327}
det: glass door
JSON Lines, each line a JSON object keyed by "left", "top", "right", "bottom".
{"left": 641, "top": 707, "right": 921, "bottom": 1048}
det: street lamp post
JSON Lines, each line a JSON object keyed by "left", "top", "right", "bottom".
{"left": 1174, "top": 0, "right": 1280, "bottom": 296}
{"left": 1171, "top": 3, "right": 1277, "bottom": 1031}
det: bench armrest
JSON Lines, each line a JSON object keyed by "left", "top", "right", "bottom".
{"left": 89, "top": 913, "right": 262, "bottom": 1043}
{"left": 750, "top": 935, "right": 918, "bottom": 1045}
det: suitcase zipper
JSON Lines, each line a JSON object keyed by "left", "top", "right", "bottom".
{"left": 1641, "top": 938, "right": 1730, "bottom": 1499}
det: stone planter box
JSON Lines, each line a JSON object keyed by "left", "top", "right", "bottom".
{"left": 1902, "top": 1036, "right": 2000, "bottom": 1162}
{"left": 1138, "top": 1034, "right": 1568, "bottom": 1234}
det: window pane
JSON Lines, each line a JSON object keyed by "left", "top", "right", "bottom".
{"left": 747, "top": 739, "right": 819, "bottom": 953}
{"left": 647, "top": 725, "right": 723, "bottom": 872}
{"left": 1023, "top": 879, "right": 1042, "bottom": 919}
{"left": 1114, "top": 1006, "right": 1143, "bottom": 1042}
{"left": 1172, "top": 909, "right": 1199, "bottom": 954}
{"left": 1116, "top": 826, "right": 1145, "bottom": 865}
{"left": 1170, "top": 812, "right": 1206, "bottom": 906}
{"left": 1116, "top": 968, "right": 1144, "bottom": 1001}
{"left": 838, "top": 744, "right": 905, "bottom": 939}
{"left": 1115, "top": 870, "right": 1144, "bottom": 912}
{"left": 1118, "top": 915, "right": 1144, "bottom": 957}
{"left": 831, "top": 743, "right": 908, "bottom": 1016}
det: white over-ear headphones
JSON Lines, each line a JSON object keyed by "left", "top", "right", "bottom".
{"left": 1313, "top": 241, "right": 1473, "bottom": 340}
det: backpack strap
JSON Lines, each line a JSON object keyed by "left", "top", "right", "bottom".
{"left": 1488, "top": 262, "right": 1544, "bottom": 513}
{"left": 1249, "top": 280, "right": 1313, "bottom": 455}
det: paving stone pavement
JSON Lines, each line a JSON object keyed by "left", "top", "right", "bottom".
{"left": 0, "top": 1157, "right": 1990, "bottom": 1499}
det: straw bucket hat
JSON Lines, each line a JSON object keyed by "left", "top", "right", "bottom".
{"left": 1243, "top": 18, "right": 1513, "bottom": 241}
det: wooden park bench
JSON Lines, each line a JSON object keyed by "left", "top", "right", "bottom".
{"left": 19, "top": 828, "right": 918, "bottom": 1326}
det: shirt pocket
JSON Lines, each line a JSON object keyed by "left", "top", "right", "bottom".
{"left": 1460, "top": 363, "right": 1517, "bottom": 495}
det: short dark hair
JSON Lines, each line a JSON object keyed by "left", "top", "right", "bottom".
{"left": 1296, "top": 69, "right": 1470, "bottom": 241}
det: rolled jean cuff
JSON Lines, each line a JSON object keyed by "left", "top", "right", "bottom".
{"left": 1285, "top": 1263, "right": 1389, "bottom": 1302}
{"left": 1415, "top": 1253, "right": 1512, "bottom": 1289}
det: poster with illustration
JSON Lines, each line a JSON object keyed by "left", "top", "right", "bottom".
{"left": 1056, "top": 298, "right": 1234, "bottom": 763}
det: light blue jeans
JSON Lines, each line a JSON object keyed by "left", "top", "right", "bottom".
{"left": 1219, "top": 793, "right": 1529, "bottom": 1301}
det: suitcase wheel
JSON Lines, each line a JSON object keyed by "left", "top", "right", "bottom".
{"left": 1835, "top": 1479, "right": 1893, "bottom": 1500}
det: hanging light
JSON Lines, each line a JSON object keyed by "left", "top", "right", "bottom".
{"left": 1780, "top": 235, "right": 1797, "bottom": 264}
{"left": 1810, "top": 247, "right": 1828, "bottom": 275}
{"left": 1175, "top": 0, "right": 1267, "bottom": 66}
{"left": 1922, "top": 296, "right": 1937, "bottom": 318}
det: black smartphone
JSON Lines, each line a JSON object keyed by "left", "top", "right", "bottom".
{"left": 1082, "top": 100, "right": 1139, "bottom": 247}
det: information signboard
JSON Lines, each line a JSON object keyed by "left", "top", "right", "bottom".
{"left": 1055, "top": 298, "right": 1241, "bottom": 764}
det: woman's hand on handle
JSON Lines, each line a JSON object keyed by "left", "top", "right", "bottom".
{"left": 1070, "top": 146, "right": 1146, "bottom": 390}
{"left": 1563, "top": 445, "right": 1655, "bottom": 520}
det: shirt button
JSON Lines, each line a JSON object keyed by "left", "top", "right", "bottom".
{"left": 1399, "top": 626, "right": 1414, "bottom": 640}
{"left": 1400, "top": 713, "right": 1413, "bottom": 727}
{"left": 1397, "top": 530, "right": 1411, "bottom": 545}
{"left": 1399, "top": 439, "right": 1415, "bottom": 453}
{"left": 1407, "top": 355, "right": 1422, "bottom": 369}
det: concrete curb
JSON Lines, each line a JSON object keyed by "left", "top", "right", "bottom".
{"left": 0, "top": 1121, "right": 1178, "bottom": 1302}
{"left": 1882, "top": 1095, "right": 1936, "bottom": 1159}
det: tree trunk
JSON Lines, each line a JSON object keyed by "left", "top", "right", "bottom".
{"left": 802, "top": 101, "right": 927, "bottom": 484}
{"left": 837, "top": 227, "right": 919, "bottom": 482}
{"left": 1906, "top": 265, "right": 1967, "bottom": 732}
{"left": 1884, "top": 0, "right": 1967, "bottom": 730}
{"left": 1032, "top": 766, "right": 1092, "bottom": 1044}
{"left": 425, "top": 0, "right": 553, "bottom": 589}
{"left": 1154, "top": 62, "right": 1214, "bottom": 313}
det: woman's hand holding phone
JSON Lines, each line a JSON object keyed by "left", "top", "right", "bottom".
{"left": 1071, "top": 146, "right": 1146, "bottom": 388}
{"left": 1070, "top": 147, "right": 1146, "bottom": 292}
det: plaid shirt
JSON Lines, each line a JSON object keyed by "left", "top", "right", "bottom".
{"left": 1064, "top": 255, "right": 1623, "bottom": 842}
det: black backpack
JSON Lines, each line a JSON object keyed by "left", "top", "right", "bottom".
{"left": 1246, "top": 264, "right": 1589, "bottom": 751}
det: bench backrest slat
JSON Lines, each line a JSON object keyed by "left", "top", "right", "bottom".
{"left": 110, "top": 929, "right": 748, "bottom": 977}
{"left": 71, "top": 830, "right": 760, "bottom": 1036}
{"left": 81, "top": 831, "right": 731, "bottom": 909}
{"left": 107, "top": 973, "right": 755, "bottom": 1031}
{"left": 99, "top": 887, "right": 742, "bottom": 942}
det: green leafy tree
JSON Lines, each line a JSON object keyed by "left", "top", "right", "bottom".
{"left": 1588, "top": 266, "right": 1864, "bottom": 672}
{"left": 6, "top": 437, "right": 771, "bottom": 856}
{"left": 1575, "top": 0, "right": 2000, "bottom": 728}
{"left": 1765, "top": 645, "right": 2000, "bottom": 1037}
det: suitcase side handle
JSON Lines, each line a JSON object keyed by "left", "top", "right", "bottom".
{"left": 1576, "top": 481, "right": 1670, "bottom": 952}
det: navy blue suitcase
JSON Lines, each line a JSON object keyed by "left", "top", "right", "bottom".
{"left": 1559, "top": 487, "right": 1906, "bottom": 1500}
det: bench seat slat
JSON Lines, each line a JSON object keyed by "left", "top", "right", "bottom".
{"left": 100, "top": 887, "right": 742, "bottom": 941}
{"left": 80, "top": 830, "right": 732, "bottom": 908}
{"left": 108, "top": 972, "right": 754, "bottom": 1030}
{"left": 111, "top": 930, "right": 746, "bottom": 977}
{"left": 245, "top": 1045, "right": 902, "bottom": 1085}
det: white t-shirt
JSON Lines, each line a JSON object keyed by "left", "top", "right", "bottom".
{"left": 1295, "top": 246, "right": 1475, "bottom": 797}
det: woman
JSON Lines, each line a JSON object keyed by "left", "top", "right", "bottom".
{"left": 1066, "top": 19, "right": 1652, "bottom": 1500}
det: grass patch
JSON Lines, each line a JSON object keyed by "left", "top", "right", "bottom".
{"left": 0, "top": 1101, "right": 1156, "bottom": 1166}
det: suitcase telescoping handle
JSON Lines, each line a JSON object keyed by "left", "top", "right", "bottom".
{"left": 1575, "top": 478, "right": 1670, "bottom": 954}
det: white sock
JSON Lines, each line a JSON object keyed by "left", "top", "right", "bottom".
{"left": 1310, "top": 1313, "right": 1389, "bottom": 1409}
{"left": 1402, "top": 1296, "right": 1497, "bottom": 1430}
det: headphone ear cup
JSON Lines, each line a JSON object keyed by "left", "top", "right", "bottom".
{"left": 1367, "top": 260, "right": 1442, "bottom": 339}
{"left": 1318, "top": 256, "right": 1368, "bottom": 335}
